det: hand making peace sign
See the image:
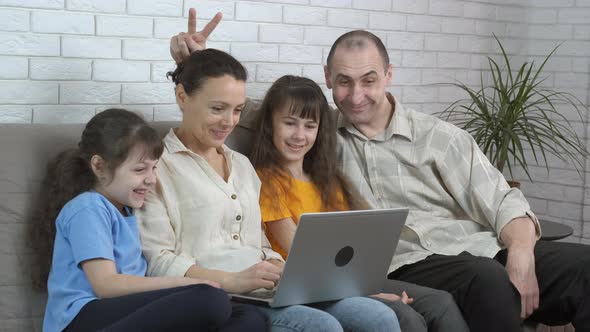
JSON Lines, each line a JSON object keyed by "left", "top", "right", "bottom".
{"left": 170, "top": 8, "right": 222, "bottom": 64}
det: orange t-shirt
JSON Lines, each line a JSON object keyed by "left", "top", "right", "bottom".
{"left": 258, "top": 171, "right": 349, "bottom": 259}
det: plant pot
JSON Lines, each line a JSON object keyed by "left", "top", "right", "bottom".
{"left": 507, "top": 180, "right": 520, "bottom": 189}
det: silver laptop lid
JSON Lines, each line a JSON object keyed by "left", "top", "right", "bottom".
{"left": 269, "top": 208, "right": 408, "bottom": 307}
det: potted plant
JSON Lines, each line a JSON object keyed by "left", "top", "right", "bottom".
{"left": 437, "top": 36, "right": 589, "bottom": 186}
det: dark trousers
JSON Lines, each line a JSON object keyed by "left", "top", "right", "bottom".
{"left": 66, "top": 284, "right": 267, "bottom": 332}
{"left": 388, "top": 240, "right": 590, "bottom": 332}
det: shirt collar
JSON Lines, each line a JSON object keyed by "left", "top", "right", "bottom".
{"left": 163, "top": 128, "right": 233, "bottom": 158}
{"left": 336, "top": 93, "right": 413, "bottom": 142}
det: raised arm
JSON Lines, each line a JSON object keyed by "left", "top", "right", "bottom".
{"left": 170, "top": 8, "right": 222, "bottom": 63}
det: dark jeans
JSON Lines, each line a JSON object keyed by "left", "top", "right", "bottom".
{"left": 388, "top": 241, "right": 590, "bottom": 332}
{"left": 381, "top": 279, "right": 470, "bottom": 332}
{"left": 66, "top": 284, "right": 267, "bottom": 332}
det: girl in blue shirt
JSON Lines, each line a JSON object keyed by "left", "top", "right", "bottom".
{"left": 30, "top": 109, "right": 265, "bottom": 332}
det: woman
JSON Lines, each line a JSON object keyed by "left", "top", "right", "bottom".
{"left": 137, "top": 49, "right": 401, "bottom": 332}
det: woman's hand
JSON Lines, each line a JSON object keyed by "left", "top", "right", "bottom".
{"left": 222, "top": 261, "right": 282, "bottom": 293}
{"left": 267, "top": 259, "right": 285, "bottom": 270}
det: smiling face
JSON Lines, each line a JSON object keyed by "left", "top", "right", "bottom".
{"left": 176, "top": 74, "right": 246, "bottom": 155}
{"left": 271, "top": 101, "right": 319, "bottom": 171}
{"left": 94, "top": 145, "right": 159, "bottom": 212}
{"left": 325, "top": 42, "right": 393, "bottom": 133}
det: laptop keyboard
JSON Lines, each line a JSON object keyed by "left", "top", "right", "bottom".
{"left": 243, "top": 288, "right": 276, "bottom": 299}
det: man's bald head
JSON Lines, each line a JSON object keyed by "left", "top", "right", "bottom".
{"left": 326, "top": 30, "right": 389, "bottom": 72}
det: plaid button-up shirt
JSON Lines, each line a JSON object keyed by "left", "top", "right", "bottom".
{"left": 336, "top": 94, "right": 540, "bottom": 273}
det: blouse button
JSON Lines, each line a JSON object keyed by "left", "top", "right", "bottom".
{"left": 233, "top": 234, "right": 240, "bottom": 240}
{"left": 231, "top": 194, "right": 237, "bottom": 200}
{"left": 236, "top": 215, "right": 242, "bottom": 221}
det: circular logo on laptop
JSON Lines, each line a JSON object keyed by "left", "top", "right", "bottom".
{"left": 335, "top": 246, "right": 354, "bottom": 267}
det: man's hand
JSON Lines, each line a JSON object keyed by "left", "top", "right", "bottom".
{"left": 170, "top": 8, "right": 222, "bottom": 64}
{"left": 506, "top": 247, "right": 539, "bottom": 319}
{"left": 500, "top": 216, "right": 539, "bottom": 319}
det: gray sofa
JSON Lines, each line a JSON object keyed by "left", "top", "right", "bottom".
{"left": 0, "top": 118, "right": 566, "bottom": 331}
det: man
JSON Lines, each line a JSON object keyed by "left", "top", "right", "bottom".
{"left": 325, "top": 30, "right": 590, "bottom": 331}
{"left": 171, "top": 8, "right": 590, "bottom": 332}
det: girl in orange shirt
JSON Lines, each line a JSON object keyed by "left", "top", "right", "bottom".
{"left": 250, "top": 75, "right": 366, "bottom": 259}
{"left": 249, "top": 75, "right": 475, "bottom": 332}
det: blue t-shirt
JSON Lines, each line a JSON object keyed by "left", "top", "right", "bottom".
{"left": 43, "top": 191, "right": 147, "bottom": 332}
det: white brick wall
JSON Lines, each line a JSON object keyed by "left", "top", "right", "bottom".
{"left": 30, "top": 58, "right": 92, "bottom": 80}
{"left": 33, "top": 105, "right": 96, "bottom": 123}
{"left": 62, "top": 36, "right": 121, "bottom": 58}
{"left": 96, "top": 15, "right": 153, "bottom": 38}
{"left": 260, "top": 24, "right": 303, "bottom": 44}
{"left": 0, "top": 33, "right": 60, "bottom": 56}
{"left": 127, "top": 0, "right": 181, "bottom": 17}
{"left": 93, "top": 60, "right": 150, "bottom": 82}
{"left": 60, "top": 83, "right": 121, "bottom": 104}
{"left": 31, "top": 11, "right": 94, "bottom": 35}
{"left": 327, "top": 9, "right": 369, "bottom": 29}
{"left": 67, "top": 0, "right": 126, "bottom": 14}
{"left": 123, "top": 39, "right": 169, "bottom": 60}
{"left": 0, "top": 1, "right": 588, "bottom": 328}
{"left": 283, "top": 5, "right": 327, "bottom": 26}
{"left": 184, "top": 0, "right": 235, "bottom": 19}
{"left": 236, "top": 2, "right": 282, "bottom": 23}
{"left": 257, "top": 63, "right": 303, "bottom": 82}
{"left": 0, "top": 82, "right": 58, "bottom": 104}
{"left": 210, "top": 21, "right": 258, "bottom": 42}
{"left": 0, "top": 8, "right": 29, "bottom": 31}
{"left": 0, "top": 56, "right": 28, "bottom": 79}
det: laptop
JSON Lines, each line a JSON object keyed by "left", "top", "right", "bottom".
{"left": 230, "top": 208, "right": 408, "bottom": 307}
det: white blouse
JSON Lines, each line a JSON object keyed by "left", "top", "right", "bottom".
{"left": 137, "top": 129, "right": 282, "bottom": 277}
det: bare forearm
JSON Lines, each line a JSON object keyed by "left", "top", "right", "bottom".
{"left": 94, "top": 274, "right": 194, "bottom": 298}
{"left": 266, "top": 218, "right": 297, "bottom": 253}
{"left": 500, "top": 217, "right": 537, "bottom": 251}
{"left": 185, "top": 264, "right": 233, "bottom": 289}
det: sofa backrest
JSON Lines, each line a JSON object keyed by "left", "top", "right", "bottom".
{"left": 0, "top": 119, "right": 255, "bottom": 331}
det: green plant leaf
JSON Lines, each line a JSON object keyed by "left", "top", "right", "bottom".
{"left": 435, "top": 36, "right": 590, "bottom": 182}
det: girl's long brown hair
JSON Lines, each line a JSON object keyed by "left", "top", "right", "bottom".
{"left": 28, "top": 109, "right": 164, "bottom": 290}
{"left": 249, "top": 75, "right": 367, "bottom": 212}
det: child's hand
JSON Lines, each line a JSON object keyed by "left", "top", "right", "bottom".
{"left": 370, "top": 291, "right": 414, "bottom": 304}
